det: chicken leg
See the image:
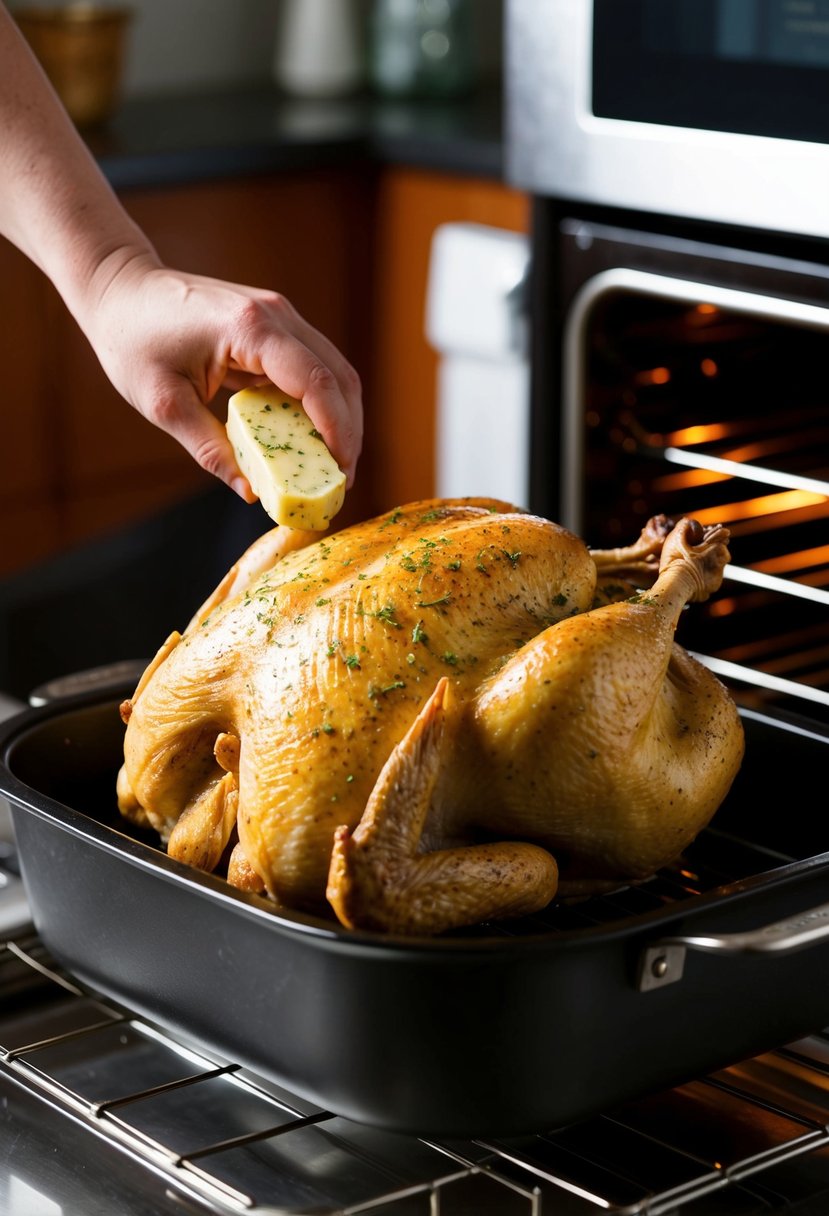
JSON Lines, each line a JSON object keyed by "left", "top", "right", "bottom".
{"left": 467, "top": 517, "right": 743, "bottom": 893}
{"left": 327, "top": 678, "right": 559, "bottom": 935}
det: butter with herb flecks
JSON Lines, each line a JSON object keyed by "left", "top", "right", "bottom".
{"left": 227, "top": 386, "right": 346, "bottom": 531}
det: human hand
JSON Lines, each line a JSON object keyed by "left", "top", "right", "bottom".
{"left": 79, "top": 250, "right": 364, "bottom": 498}
{"left": 0, "top": 4, "right": 365, "bottom": 498}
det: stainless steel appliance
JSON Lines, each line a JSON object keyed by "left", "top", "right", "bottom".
{"left": 507, "top": 0, "right": 829, "bottom": 239}
{"left": 501, "top": 0, "right": 829, "bottom": 1209}
{"left": 508, "top": 0, "right": 829, "bottom": 728}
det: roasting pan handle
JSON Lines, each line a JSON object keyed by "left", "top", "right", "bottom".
{"left": 28, "top": 659, "right": 148, "bottom": 707}
{"left": 637, "top": 901, "right": 829, "bottom": 991}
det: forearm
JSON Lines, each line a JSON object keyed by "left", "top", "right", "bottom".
{"left": 0, "top": 3, "right": 158, "bottom": 321}
{"left": 0, "top": 3, "right": 362, "bottom": 491}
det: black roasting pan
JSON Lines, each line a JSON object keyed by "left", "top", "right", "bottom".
{"left": 2, "top": 685, "right": 829, "bottom": 1138}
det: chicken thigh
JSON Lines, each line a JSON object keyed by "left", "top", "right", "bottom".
{"left": 118, "top": 499, "right": 744, "bottom": 935}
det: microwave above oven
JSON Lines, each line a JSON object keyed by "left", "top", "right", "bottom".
{"left": 506, "top": 0, "right": 829, "bottom": 238}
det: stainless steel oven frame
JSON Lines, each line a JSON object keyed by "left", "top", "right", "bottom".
{"left": 506, "top": 0, "right": 829, "bottom": 241}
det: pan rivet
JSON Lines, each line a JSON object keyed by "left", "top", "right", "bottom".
{"left": 651, "top": 955, "right": 669, "bottom": 978}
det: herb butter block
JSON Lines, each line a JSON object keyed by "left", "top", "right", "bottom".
{"left": 227, "top": 386, "right": 346, "bottom": 530}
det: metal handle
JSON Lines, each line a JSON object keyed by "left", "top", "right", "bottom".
{"left": 638, "top": 900, "right": 829, "bottom": 991}
{"left": 28, "top": 659, "right": 148, "bottom": 707}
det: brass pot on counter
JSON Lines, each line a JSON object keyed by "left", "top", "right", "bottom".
{"left": 14, "top": 3, "right": 132, "bottom": 128}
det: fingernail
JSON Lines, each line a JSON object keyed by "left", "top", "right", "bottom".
{"left": 232, "top": 476, "right": 253, "bottom": 501}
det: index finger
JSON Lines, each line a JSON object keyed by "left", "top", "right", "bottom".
{"left": 258, "top": 339, "right": 361, "bottom": 485}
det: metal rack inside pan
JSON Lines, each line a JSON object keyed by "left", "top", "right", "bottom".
{"left": 4, "top": 857, "right": 829, "bottom": 1216}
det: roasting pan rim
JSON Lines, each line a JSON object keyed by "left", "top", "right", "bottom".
{"left": 1, "top": 685, "right": 827, "bottom": 958}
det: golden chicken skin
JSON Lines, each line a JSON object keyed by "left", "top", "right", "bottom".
{"left": 117, "top": 498, "right": 744, "bottom": 935}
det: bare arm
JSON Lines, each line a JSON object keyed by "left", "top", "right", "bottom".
{"left": 0, "top": 4, "right": 363, "bottom": 494}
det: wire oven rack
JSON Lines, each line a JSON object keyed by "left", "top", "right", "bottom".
{"left": 3, "top": 931, "right": 829, "bottom": 1215}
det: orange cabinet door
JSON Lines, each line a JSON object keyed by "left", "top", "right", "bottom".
{"left": 365, "top": 168, "right": 529, "bottom": 513}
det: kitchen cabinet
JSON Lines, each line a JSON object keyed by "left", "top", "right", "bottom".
{"left": 0, "top": 240, "right": 65, "bottom": 573}
{"left": 0, "top": 162, "right": 526, "bottom": 579}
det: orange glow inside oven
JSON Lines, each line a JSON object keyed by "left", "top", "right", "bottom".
{"left": 653, "top": 469, "right": 729, "bottom": 491}
{"left": 635, "top": 366, "right": 671, "bottom": 386}
{"left": 753, "top": 544, "right": 829, "bottom": 576}
{"left": 689, "top": 489, "right": 828, "bottom": 526}
{"left": 664, "top": 421, "right": 733, "bottom": 446}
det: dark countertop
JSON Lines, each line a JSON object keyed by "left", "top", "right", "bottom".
{"left": 84, "top": 86, "right": 508, "bottom": 190}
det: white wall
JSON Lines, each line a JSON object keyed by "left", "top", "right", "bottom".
{"left": 118, "top": 0, "right": 502, "bottom": 98}
{"left": 122, "top": 0, "right": 278, "bottom": 95}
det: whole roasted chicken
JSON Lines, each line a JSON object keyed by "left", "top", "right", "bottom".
{"left": 117, "top": 498, "right": 744, "bottom": 935}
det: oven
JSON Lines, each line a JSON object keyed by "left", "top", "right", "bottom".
{"left": 6, "top": 5, "right": 829, "bottom": 1213}
{"left": 502, "top": 0, "right": 829, "bottom": 1210}
{"left": 528, "top": 221, "right": 829, "bottom": 728}
{"left": 509, "top": 0, "right": 829, "bottom": 730}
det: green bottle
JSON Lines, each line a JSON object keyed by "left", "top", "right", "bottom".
{"left": 370, "top": 0, "right": 475, "bottom": 100}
